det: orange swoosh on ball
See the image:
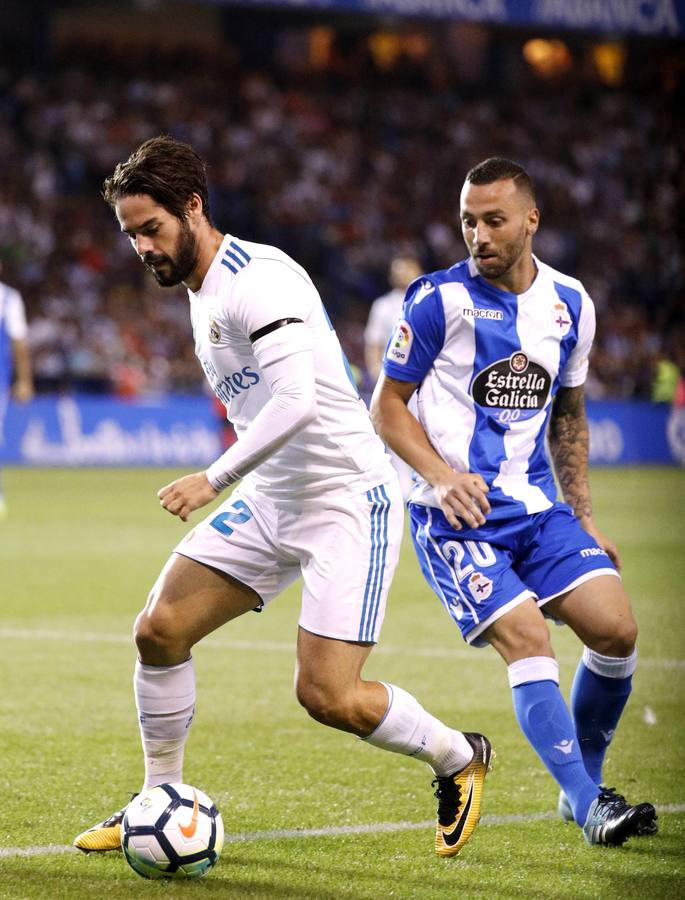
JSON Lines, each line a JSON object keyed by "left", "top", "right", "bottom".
{"left": 179, "top": 790, "right": 199, "bottom": 838}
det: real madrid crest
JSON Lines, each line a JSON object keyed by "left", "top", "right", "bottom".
{"left": 209, "top": 319, "right": 221, "bottom": 344}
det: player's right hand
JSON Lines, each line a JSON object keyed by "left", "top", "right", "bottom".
{"left": 157, "top": 472, "right": 219, "bottom": 522}
{"left": 434, "top": 472, "right": 490, "bottom": 530}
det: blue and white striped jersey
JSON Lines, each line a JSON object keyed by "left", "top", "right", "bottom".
{"left": 383, "top": 256, "right": 595, "bottom": 520}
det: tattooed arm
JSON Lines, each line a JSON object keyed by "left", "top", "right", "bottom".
{"left": 548, "top": 384, "right": 622, "bottom": 568}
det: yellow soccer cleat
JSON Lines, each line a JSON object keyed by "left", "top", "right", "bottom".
{"left": 73, "top": 798, "right": 136, "bottom": 853}
{"left": 432, "top": 732, "right": 494, "bottom": 857}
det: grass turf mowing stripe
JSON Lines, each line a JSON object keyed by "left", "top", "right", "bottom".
{"left": 2, "top": 805, "right": 683, "bottom": 859}
{"left": 1, "top": 627, "right": 684, "bottom": 670}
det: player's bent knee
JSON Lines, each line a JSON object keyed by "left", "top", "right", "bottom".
{"left": 588, "top": 616, "right": 638, "bottom": 658}
{"left": 488, "top": 618, "right": 553, "bottom": 661}
{"left": 295, "top": 681, "right": 354, "bottom": 729}
{"left": 134, "top": 607, "right": 189, "bottom": 661}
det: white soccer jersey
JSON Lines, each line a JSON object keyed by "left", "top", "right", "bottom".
{"left": 189, "top": 235, "right": 392, "bottom": 501}
{"left": 0, "top": 281, "right": 28, "bottom": 392}
{"left": 383, "top": 256, "right": 596, "bottom": 519}
{"left": 364, "top": 288, "right": 406, "bottom": 348}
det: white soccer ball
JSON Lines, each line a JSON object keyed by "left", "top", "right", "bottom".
{"left": 121, "top": 783, "right": 224, "bottom": 879}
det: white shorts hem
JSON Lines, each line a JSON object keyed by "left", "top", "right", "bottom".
{"left": 172, "top": 549, "right": 270, "bottom": 605}
{"left": 537, "top": 568, "right": 621, "bottom": 606}
{"left": 465, "top": 589, "right": 536, "bottom": 646}
{"left": 298, "top": 621, "right": 378, "bottom": 645}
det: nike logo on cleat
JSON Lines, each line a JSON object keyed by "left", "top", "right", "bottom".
{"left": 442, "top": 776, "right": 474, "bottom": 847}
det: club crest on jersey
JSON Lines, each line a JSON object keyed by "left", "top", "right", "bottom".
{"left": 510, "top": 351, "right": 529, "bottom": 374}
{"left": 209, "top": 319, "right": 221, "bottom": 344}
{"left": 468, "top": 572, "right": 492, "bottom": 602}
{"left": 552, "top": 301, "right": 572, "bottom": 336}
{"left": 471, "top": 352, "right": 552, "bottom": 422}
{"left": 388, "top": 319, "right": 413, "bottom": 365}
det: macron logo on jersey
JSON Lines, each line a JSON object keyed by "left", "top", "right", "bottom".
{"left": 463, "top": 308, "right": 504, "bottom": 320}
{"left": 387, "top": 319, "right": 413, "bottom": 365}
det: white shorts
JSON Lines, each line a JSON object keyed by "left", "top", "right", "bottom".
{"left": 173, "top": 478, "right": 404, "bottom": 643}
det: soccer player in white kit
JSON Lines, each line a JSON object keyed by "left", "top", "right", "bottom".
{"left": 372, "top": 158, "right": 657, "bottom": 847}
{"left": 364, "top": 255, "right": 423, "bottom": 500}
{"left": 73, "top": 137, "right": 493, "bottom": 858}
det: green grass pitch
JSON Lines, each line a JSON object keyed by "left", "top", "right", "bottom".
{"left": 0, "top": 466, "right": 684, "bottom": 899}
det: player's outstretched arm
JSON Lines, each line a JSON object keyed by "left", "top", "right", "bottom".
{"left": 548, "top": 384, "right": 621, "bottom": 568}
{"left": 158, "top": 325, "right": 318, "bottom": 522}
{"left": 371, "top": 374, "right": 489, "bottom": 530}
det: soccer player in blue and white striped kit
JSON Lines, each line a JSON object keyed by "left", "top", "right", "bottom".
{"left": 372, "top": 158, "right": 657, "bottom": 847}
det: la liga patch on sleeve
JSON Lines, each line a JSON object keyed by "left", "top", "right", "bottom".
{"left": 387, "top": 319, "right": 413, "bottom": 365}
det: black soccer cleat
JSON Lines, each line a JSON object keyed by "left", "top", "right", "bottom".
{"left": 582, "top": 787, "right": 657, "bottom": 846}
{"left": 559, "top": 786, "right": 658, "bottom": 836}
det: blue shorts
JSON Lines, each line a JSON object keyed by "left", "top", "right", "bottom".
{"left": 408, "top": 501, "right": 620, "bottom": 647}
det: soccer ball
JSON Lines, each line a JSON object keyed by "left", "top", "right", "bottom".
{"left": 121, "top": 783, "right": 224, "bottom": 879}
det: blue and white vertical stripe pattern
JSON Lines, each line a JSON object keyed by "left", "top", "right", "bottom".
{"left": 359, "top": 485, "right": 391, "bottom": 642}
{"left": 220, "top": 240, "right": 252, "bottom": 274}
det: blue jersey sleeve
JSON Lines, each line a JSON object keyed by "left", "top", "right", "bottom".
{"left": 383, "top": 278, "right": 445, "bottom": 382}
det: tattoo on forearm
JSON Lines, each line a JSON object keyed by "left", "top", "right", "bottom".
{"left": 549, "top": 386, "right": 593, "bottom": 520}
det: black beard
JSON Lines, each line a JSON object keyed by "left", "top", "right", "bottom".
{"left": 146, "top": 219, "right": 198, "bottom": 287}
{"left": 473, "top": 232, "right": 527, "bottom": 281}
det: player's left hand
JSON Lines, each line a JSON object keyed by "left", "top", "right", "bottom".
{"left": 157, "top": 472, "right": 219, "bottom": 522}
{"left": 581, "top": 519, "right": 622, "bottom": 570}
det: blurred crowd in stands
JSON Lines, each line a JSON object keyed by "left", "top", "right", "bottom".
{"left": 0, "top": 22, "right": 682, "bottom": 401}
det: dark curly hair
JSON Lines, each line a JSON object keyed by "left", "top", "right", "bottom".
{"left": 102, "top": 135, "right": 213, "bottom": 225}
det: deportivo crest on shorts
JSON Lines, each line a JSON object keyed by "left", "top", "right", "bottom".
{"left": 468, "top": 571, "right": 493, "bottom": 602}
{"left": 387, "top": 319, "right": 413, "bottom": 365}
{"left": 209, "top": 319, "right": 221, "bottom": 344}
{"left": 552, "top": 301, "right": 572, "bottom": 336}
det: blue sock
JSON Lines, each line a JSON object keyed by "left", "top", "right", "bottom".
{"left": 570, "top": 649, "right": 635, "bottom": 785}
{"left": 511, "top": 676, "right": 598, "bottom": 826}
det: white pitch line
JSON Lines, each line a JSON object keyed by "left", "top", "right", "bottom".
{"left": 1, "top": 627, "right": 684, "bottom": 671}
{"left": 222, "top": 810, "right": 557, "bottom": 844}
{"left": 644, "top": 705, "right": 658, "bottom": 725}
{"left": 3, "top": 805, "right": 684, "bottom": 860}
{"left": 0, "top": 843, "right": 77, "bottom": 859}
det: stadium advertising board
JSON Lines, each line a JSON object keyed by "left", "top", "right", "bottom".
{"left": 203, "top": 0, "right": 685, "bottom": 35}
{"left": 1, "top": 395, "right": 681, "bottom": 466}
{"left": 2, "top": 395, "right": 221, "bottom": 467}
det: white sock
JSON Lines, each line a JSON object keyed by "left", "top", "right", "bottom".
{"left": 363, "top": 683, "right": 473, "bottom": 776}
{"left": 134, "top": 657, "right": 196, "bottom": 790}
